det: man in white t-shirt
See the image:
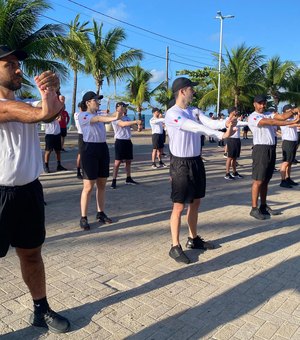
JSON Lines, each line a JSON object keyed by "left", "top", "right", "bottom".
{"left": 110, "top": 102, "right": 142, "bottom": 189}
{"left": 150, "top": 108, "right": 166, "bottom": 168}
{"left": 0, "top": 45, "right": 70, "bottom": 333}
{"left": 74, "top": 102, "right": 83, "bottom": 179}
{"left": 248, "top": 95, "right": 299, "bottom": 220}
{"left": 279, "top": 104, "right": 299, "bottom": 188}
{"left": 165, "top": 77, "right": 234, "bottom": 264}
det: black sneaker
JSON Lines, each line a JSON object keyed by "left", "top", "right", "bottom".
{"left": 232, "top": 172, "right": 244, "bottom": 179}
{"left": 250, "top": 207, "right": 266, "bottom": 220}
{"left": 111, "top": 179, "right": 117, "bottom": 189}
{"left": 186, "top": 236, "right": 215, "bottom": 250}
{"left": 286, "top": 178, "right": 299, "bottom": 186}
{"left": 76, "top": 173, "right": 83, "bottom": 180}
{"left": 151, "top": 163, "right": 158, "bottom": 169}
{"left": 125, "top": 177, "right": 139, "bottom": 185}
{"left": 44, "top": 165, "right": 50, "bottom": 174}
{"left": 57, "top": 165, "right": 67, "bottom": 171}
{"left": 260, "top": 205, "right": 281, "bottom": 216}
{"left": 169, "top": 245, "right": 190, "bottom": 264}
{"left": 79, "top": 217, "right": 90, "bottom": 230}
{"left": 280, "top": 180, "right": 293, "bottom": 188}
{"left": 224, "top": 173, "right": 235, "bottom": 180}
{"left": 159, "top": 162, "right": 168, "bottom": 168}
{"left": 29, "top": 308, "right": 70, "bottom": 334}
{"left": 96, "top": 211, "right": 113, "bottom": 224}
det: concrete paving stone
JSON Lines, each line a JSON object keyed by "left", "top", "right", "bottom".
{"left": 274, "top": 309, "right": 300, "bottom": 326}
{"left": 275, "top": 321, "right": 299, "bottom": 339}
{"left": 234, "top": 321, "right": 261, "bottom": 339}
{"left": 255, "top": 321, "right": 279, "bottom": 339}
{"left": 213, "top": 323, "right": 240, "bottom": 340}
{"left": 254, "top": 310, "right": 286, "bottom": 327}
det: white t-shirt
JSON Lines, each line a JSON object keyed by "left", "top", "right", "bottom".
{"left": 74, "top": 111, "right": 82, "bottom": 134}
{"left": 248, "top": 111, "right": 276, "bottom": 145}
{"left": 280, "top": 119, "right": 298, "bottom": 141}
{"left": 225, "top": 117, "right": 248, "bottom": 139}
{"left": 44, "top": 119, "right": 61, "bottom": 135}
{"left": 112, "top": 116, "right": 131, "bottom": 140}
{"left": 150, "top": 117, "right": 165, "bottom": 134}
{"left": 0, "top": 99, "right": 43, "bottom": 186}
{"left": 78, "top": 111, "right": 106, "bottom": 143}
{"left": 165, "top": 105, "right": 225, "bottom": 157}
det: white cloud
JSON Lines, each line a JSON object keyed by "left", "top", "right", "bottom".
{"left": 92, "top": 1, "right": 128, "bottom": 22}
{"left": 150, "top": 69, "right": 165, "bottom": 83}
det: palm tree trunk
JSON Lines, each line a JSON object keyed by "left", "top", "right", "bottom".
{"left": 69, "top": 70, "right": 78, "bottom": 129}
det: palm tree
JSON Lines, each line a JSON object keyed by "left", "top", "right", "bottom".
{"left": 284, "top": 69, "right": 300, "bottom": 106}
{"left": 56, "top": 14, "right": 91, "bottom": 126}
{"left": 125, "top": 64, "right": 152, "bottom": 123}
{"left": 0, "top": 0, "right": 68, "bottom": 80}
{"left": 85, "top": 20, "right": 143, "bottom": 95}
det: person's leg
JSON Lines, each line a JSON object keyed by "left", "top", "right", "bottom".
{"left": 251, "top": 179, "right": 263, "bottom": 208}
{"left": 151, "top": 149, "right": 157, "bottom": 163}
{"left": 225, "top": 157, "right": 232, "bottom": 174}
{"left": 76, "top": 153, "right": 81, "bottom": 169}
{"left": 286, "top": 163, "right": 291, "bottom": 179}
{"left": 112, "top": 160, "right": 122, "bottom": 179}
{"left": 44, "top": 150, "right": 51, "bottom": 164}
{"left": 125, "top": 160, "right": 132, "bottom": 177}
{"left": 232, "top": 158, "right": 237, "bottom": 173}
{"left": 55, "top": 150, "right": 61, "bottom": 162}
{"left": 170, "top": 202, "right": 185, "bottom": 246}
{"left": 96, "top": 177, "right": 107, "bottom": 213}
{"left": 16, "top": 246, "right": 46, "bottom": 300}
{"left": 186, "top": 198, "right": 201, "bottom": 238}
{"left": 259, "top": 179, "right": 270, "bottom": 206}
{"left": 80, "top": 179, "right": 95, "bottom": 216}
{"left": 280, "top": 161, "right": 289, "bottom": 180}
{"left": 61, "top": 136, "right": 65, "bottom": 149}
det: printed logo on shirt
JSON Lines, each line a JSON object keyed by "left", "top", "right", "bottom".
{"left": 84, "top": 114, "right": 88, "bottom": 120}
{"left": 174, "top": 116, "right": 182, "bottom": 123}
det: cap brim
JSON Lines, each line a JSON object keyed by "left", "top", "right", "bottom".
{"left": 11, "top": 50, "right": 28, "bottom": 61}
{"left": 191, "top": 81, "right": 199, "bottom": 87}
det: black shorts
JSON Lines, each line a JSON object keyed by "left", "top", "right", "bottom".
{"left": 81, "top": 142, "right": 110, "bottom": 180}
{"left": 60, "top": 127, "right": 67, "bottom": 138}
{"left": 243, "top": 126, "right": 249, "bottom": 132}
{"left": 45, "top": 134, "right": 61, "bottom": 151}
{"left": 115, "top": 139, "right": 133, "bottom": 161}
{"left": 0, "top": 179, "right": 45, "bottom": 257}
{"left": 252, "top": 145, "right": 276, "bottom": 181}
{"left": 282, "top": 140, "right": 297, "bottom": 163}
{"left": 226, "top": 138, "right": 241, "bottom": 158}
{"left": 152, "top": 133, "right": 164, "bottom": 149}
{"left": 170, "top": 155, "right": 206, "bottom": 203}
{"left": 78, "top": 133, "right": 83, "bottom": 154}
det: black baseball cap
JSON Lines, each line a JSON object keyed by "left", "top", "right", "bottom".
{"left": 0, "top": 45, "right": 28, "bottom": 60}
{"left": 171, "top": 77, "right": 198, "bottom": 93}
{"left": 116, "top": 102, "right": 129, "bottom": 108}
{"left": 282, "top": 104, "right": 295, "bottom": 112}
{"left": 254, "top": 94, "right": 267, "bottom": 103}
{"left": 82, "top": 91, "right": 103, "bottom": 103}
{"left": 152, "top": 107, "right": 162, "bottom": 113}
{"left": 228, "top": 106, "right": 237, "bottom": 114}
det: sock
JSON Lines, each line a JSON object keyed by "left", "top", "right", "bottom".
{"left": 33, "top": 297, "right": 49, "bottom": 314}
{"left": 57, "top": 161, "right": 61, "bottom": 166}
{"left": 45, "top": 162, "right": 49, "bottom": 168}
{"left": 77, "top": 167, "right": 81, "bottom": 175}
{"left": 81, "top": 216, "right": 87, "bottom": 219}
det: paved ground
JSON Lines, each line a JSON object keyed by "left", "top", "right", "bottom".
{"left": 0, "top": 130, "right": 300, "bottom": 340}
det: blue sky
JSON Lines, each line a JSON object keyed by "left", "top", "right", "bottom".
{"left": 41, "top": 0, "right": 300, "bottom": 114}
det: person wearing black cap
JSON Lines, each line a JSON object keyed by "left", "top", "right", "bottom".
{"left": 279, "top": 104, "right": 299, "bottom": 188}
{"left": 110, "top": 102, "right": 142, "bottom": 189}
{"left": 0, "top": 45, "right": 70, "bottom": 333}
{"left": 165, "top": 77, "right": 235, "bottom": 264}
{"left": 74, "top": 101, "right": 84, "bottom": 179}
{"left": 78, "top": 91, "right": 121, "bottom": 230}
{"left": 248, "top": 95, "right": 300, "bottom": 220}
{"left": 224, "top": 107, "right": 248, "bottom": 180}
{"left": 150, "top": 107, "right": 167, "bottom": 168}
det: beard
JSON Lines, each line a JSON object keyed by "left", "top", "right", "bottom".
{"left": 0, "top": 79, "right": 22, "bottom": 91}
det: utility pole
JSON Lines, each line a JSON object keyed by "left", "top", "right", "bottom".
{"left": 166, "top": 46, "right": 169, "bottom": 90}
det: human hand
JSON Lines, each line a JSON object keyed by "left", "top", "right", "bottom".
{"left": 35, "top": 71, "right": 60, "bottom": 92}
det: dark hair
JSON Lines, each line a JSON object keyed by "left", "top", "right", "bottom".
{"left": 80, "top": 101, "right": 87, "bottom": 111}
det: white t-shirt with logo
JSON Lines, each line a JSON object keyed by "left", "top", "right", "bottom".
{"left": 248, "top": 111, "right": 276, "bottom": 145}
{"left": 74, "top": 111, "right": 82, "bottom": 134}
{"left": 0, "top": 99, "right": 43, "bottom": 186}
{"left": 280, "top": 119, "right": 298, "bottom": 141}
{"left": 150, "top": 117, "right": 165, "bottom": 134}
{"left": 112, "top": 116, "right": 132, "bottom": 140}
{"left": 44, "top": 119, "right": 61, "bottom": 135}
{"left": 165, "top": 105, "right": 225, "bottom": 157}
{"left": 78, "top": 111, "right": 106, "bottom": 143}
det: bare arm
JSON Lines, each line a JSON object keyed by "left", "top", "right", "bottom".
{"left": 0, "top": 100, "right": 44, "bottom": 123}
{"left": 258, "top": 117, "right": 299, "bottom": 127}
{"left": 118, "top": 119, "right": 142, "bottom": 127}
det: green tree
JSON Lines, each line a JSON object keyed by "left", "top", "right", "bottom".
{"left": 0, "top": 0, "right": 68, "bottom": 79}
{"left": 85, "top": 20, "right": 143, "bottom": 95}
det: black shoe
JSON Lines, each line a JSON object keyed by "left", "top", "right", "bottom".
{"left": 159, "top": 162, "right": 168, "bottom": 168}
{"left": 280, "top": 180, "right": 293, "bottom": 188}
{"left": 96, "top": 211, "right": 113, "bottom": 224}
{"left": 260, "top": 205, "right": 281, "bottom": 216}
{"left": 232, "top": 172, "right": 244, "bottom": 179}
{"left": 29, "top": 308, "right": 70, "bottom": 334}
{"left": 169, "top": 245, "right": 190, "bottom": 264}
{"left": 44, "top": 166, "right": 50, "bottom": 174}
{"left": 250, "top": 207, "right": 266, "bottom": 220}
{"left": 57, "top": 165, "right": 67, "bottom": 171}
{"left": 286, "top": 178, "right": 298, "bottom": 186}
{"left": 292, "top": 159, "right": 299, "bottom": 164}
{"left": 76, "top": 173, "right": 83, "bottom": 180}
{"left": 186, "top": 236, "right": 215, "bottom": 250}
{"left": 79, "top": 217, "right": 90, "bottom": 230}
{"left": 125, "top": 177, "right": 139, "bottom": 185}
{"left": 151, "top": 163, "right": 158, "bottom": 169}
{"left": 224, "top": 173, "right": 235, "bottom": 180}
{"left": 111, "top": 179, "right": 117, "bottom": 189}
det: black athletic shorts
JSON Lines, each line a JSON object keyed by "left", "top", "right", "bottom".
{"left": 60, "top": 127, "right": 67, "bottom": 138}
{"left": 81, "top": 142, "right": 110, "bottom": 180}
{"left": 282, "top": 140, "right": 297, "bottom": 163}
{"left": 78, "top": 133, "right": 83, "bottom": 154}
{"left": 252, "top": 145, "right": 276, "bottom": 181}
{"left": 115, "top": 139, "right": 133, "bottom": 161}
{"left": 170, "top": 155, "right": 206, "bottom": 203}
{"left": 0, "top": 179, "right": 45, "bottom": 257}
{"left": 45, "top": 134, "right": 61, "bottom": 151}
{"left": 226, "top": 138, "right": 241, "bottom": 158}
{"left": 152, "top": 133, "right": 164, "bottom": 149}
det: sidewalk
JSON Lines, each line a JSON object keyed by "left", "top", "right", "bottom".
{"left": 0, "top": 132, "right": 300, "bottom": 339}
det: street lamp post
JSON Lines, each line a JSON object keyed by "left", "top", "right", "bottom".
{"left": 215, "top": 11, "right": 234, "bottom": 117}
